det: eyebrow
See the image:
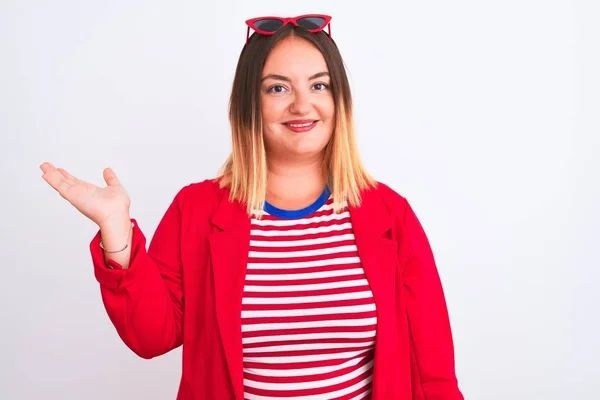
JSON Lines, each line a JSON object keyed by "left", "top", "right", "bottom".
{"left": 261, "top": 71, "right": 330, "bottom": 83}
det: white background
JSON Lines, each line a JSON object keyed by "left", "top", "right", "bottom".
{"left": 2, "top": 0, "right": 599, "bottom": 399}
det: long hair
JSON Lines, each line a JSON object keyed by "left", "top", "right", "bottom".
{"left": 218, "top": 24, "right": 375, "bottom": 216}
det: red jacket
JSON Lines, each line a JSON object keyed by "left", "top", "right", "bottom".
{"left": 90, "top": 179, "right": 464, "bottom": 400}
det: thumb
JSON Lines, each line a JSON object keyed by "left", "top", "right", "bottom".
{"left": 103, "top": 168, "right": 121, "bottom": 186}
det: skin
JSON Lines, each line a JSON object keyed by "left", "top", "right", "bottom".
{"left": 260, "top": 37, "right": 335, "bottom": 210}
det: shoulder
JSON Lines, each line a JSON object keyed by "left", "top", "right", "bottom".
{"left": 370, "top": 181, "right": 406, "bottom": 202}
{"left": 366, "top": 180, "right": 410, "bottom": 217}
{"left": 172, "top": 177, "right": 228, "bottom": 212}
{"left": 368, "top": 181, "right": 428, "bottom": 236}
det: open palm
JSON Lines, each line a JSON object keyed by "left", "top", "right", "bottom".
{"left": 40, "top": 162, "right": 131, "bottom": 227}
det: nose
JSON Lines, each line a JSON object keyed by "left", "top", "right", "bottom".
{"left": 290, "top": 90, "right": 311, "bottom": 115}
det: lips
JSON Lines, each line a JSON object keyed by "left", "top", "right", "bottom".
{"left": 283, "top": 120, "right": 318, "bottom": 133}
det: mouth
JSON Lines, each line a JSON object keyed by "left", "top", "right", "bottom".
{"left": 283, "top": 120, "right": 319, "bottom": 133}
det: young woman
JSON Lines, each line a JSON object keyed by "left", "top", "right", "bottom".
{"left": 40, "top": 14, "right": 463, "bottom": 400}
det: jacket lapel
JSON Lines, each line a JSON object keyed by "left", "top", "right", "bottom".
{"left": 209, "top": 191, "right": 250, "bottom": 400}
{"left": 349, "top": 186, "right": 398, "bottom": 400}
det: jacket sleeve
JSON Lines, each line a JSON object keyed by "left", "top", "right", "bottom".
{"left": 397, "top": 199, "right": 464, "bottom": 400}
{"left": 89, "top": 186, "right": 188, "bottom": 359}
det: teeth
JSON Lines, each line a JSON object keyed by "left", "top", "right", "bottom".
{"left": 288, "top": 122, "right": 314, "bottom": 128}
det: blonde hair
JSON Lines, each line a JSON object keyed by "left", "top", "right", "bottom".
{"left": 217, "top": 25, "right": 375, "bottom": 216}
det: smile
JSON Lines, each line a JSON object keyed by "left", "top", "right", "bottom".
{"left": 283, "top": 120, "right": 318, "bottom": 133}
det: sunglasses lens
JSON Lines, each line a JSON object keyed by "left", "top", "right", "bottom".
{"left": 253, "top": 19, "right": 284, "bottom": 32}
{"left": 297, "top": 17, "right": 326, "bottom": 30}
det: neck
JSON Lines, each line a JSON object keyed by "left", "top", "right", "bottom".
{"left": 266, "top": 154, "right": 328, "bottom": 209}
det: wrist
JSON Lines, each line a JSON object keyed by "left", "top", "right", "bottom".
{"left": 98, "top": 216, "right": 133, "bottom": 250}
{"left": 98, "top": 214, "right": 132, "bottom": 232}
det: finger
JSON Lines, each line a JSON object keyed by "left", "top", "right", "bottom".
{"left": 41, "top": 167, "right": 65, "bottom": 191}
{"left": 103, "top": 168, "right": 121, "bottom": 186}
{"left": 40, "top": 162, "right": 68, "bottom": 189}
{"left": 40, "top": 162, "right": 56, "bottom": 174}
{"left": 57, "top": 168, "right": 81, "bottom": 185}
{"left": 57, "top": 167, "right": 75, "bottom": 180}
{"left": 55, "top": 179, "right": 74, "bottom": 198}
{"left": 42, "top": 170, "right": 74, "bottom": 196}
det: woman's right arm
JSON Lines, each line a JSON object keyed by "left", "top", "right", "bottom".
{"left": 40, "top": 162, "right": 185, "bottom": 359}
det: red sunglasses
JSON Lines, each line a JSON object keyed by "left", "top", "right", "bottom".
{"left": 245, "top": 14, "right": 332, "bottom": 44}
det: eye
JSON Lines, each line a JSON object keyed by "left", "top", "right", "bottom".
{"left": 312, "top": 82, "right": 330, "bottom": 91}
{"left": 267, "top": 84, "right": 288, "bottom": 94}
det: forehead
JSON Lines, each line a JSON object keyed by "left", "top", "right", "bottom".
{"left": 262, "top": 37, "right": 328, "bottom": 76}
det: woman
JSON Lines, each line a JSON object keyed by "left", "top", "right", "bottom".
{"left": 40, "top": 14, "right": 463, "bottom": 400}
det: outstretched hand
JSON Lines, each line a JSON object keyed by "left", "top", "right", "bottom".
{"left": 40, "top": 162, "right": 131, "bottom": 228}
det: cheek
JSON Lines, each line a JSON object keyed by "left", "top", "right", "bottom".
{"left": 318, "top": 104, "right": 335, "bottom": 142}
{"left": 319, "top": 100, "right": 335, "bottom": 131}
{"left": 319, "top": 96, "right": 335, "bottom": 121}
{"left": 261, "top": 96, "right": 286, "bottom": 125}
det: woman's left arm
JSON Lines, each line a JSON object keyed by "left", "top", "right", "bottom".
{"left": 396, "top": 198, "right": 464, "bottom": 400}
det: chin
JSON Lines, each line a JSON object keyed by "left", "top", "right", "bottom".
{"left": 287, "top": 144, "right": 328, "bottom": 159}
{"left": 290, "top": 133, "right": 331, "bottom": 153}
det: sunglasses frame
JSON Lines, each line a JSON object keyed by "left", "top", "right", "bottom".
{"left": 245, "top": 14, "right": 332, "bottom": 44}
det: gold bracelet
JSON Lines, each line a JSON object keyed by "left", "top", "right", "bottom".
{"left": 99, "top": 221, "right": 135, "bottom": 253}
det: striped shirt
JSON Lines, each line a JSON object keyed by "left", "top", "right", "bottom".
{"left": 242, "top": 190, "right": 378, "bottom": 400}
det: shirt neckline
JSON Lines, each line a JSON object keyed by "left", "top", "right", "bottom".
{"left": 264, "top": 186, "right": 331, "bottom": 219}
